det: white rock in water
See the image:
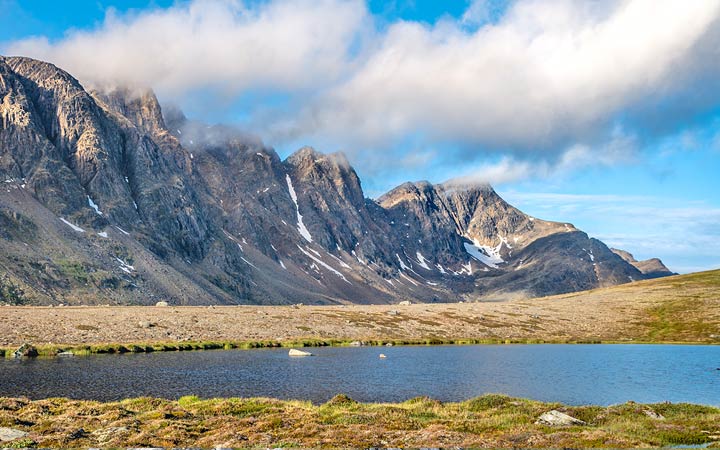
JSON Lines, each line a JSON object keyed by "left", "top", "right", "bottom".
{"left": 536, "top": 410, "right": 586, "bottom": 426}
{"left": 0, "top": 427, "right": 29, "bottom": 442}
{"left": 379, "top": 353, "right": 387, "bottom": 358}
{"left": 288, "top": 348, "right": 312, "bottom": 356}
{"left": 155, "top": 301, "right": 169, "bottom": 307}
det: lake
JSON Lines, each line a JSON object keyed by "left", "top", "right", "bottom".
{"left": 1, "top": 344, "right": 718, "bottom": 405}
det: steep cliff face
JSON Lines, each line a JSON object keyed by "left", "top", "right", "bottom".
{"left": 378, "top": 181, "right": 648, "bottom": 298}
{"left": 0, "top": 56, "right": 673, "bottom": 305}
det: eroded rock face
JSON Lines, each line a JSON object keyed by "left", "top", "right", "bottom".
{"left": 0, "top": 56, "right": 673, "bottom": 305}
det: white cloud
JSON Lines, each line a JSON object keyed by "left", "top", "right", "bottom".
{"left": 301, "top": 0, "right": 720, "bottom": 150}
{"left": 4, "top": 0, "right": 720, "bottom": 181}
{"left": 445, "top": 127, "right": 636, "bottom": 186}
{"left": 5, "top": 0, "right": 368, "bottom": 94}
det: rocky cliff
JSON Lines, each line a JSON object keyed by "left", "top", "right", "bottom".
{"left": 0, "top": 56, "right": 673, "bottom": 305}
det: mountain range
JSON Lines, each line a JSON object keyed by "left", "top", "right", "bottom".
{"left": 0, "top": 56, "right": 673, "bottom": 305}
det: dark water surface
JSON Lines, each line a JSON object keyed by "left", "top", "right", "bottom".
{"left": 1, "top": 344, "right": 719, "bottom": 405}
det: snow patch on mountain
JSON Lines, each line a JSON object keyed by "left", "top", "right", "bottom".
{"left": 298, "top": 245, "right": 350, "bottom": 284}
{"left": 87, "top": 196, "right": 103, "bottom": 215}
{"left": 416, "top": 251, "right": 431, "bottom": 270}
{"left": 286, "top": 174, "right": 313, "bottom": 242}
{"left": 60, "top": 218, "right": 85, "bottom": 233}
{"left": 463, "top": 239, "right": 504, "bottom": 269}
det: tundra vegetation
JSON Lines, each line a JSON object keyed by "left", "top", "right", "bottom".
{"left": 0, "top": 395, "right": 718, "bottom": 448}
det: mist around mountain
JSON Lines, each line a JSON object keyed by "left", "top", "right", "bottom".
{"left": 0, "top": 56, "right": 672, "bottom": 305}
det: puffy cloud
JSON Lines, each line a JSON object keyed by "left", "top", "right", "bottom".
{"left": 303, "top": 0, "right": 720, "bottom": 151}
{"left": 4, "top": 0, "right": 720, "bottom": 182}
{"left": 445, "top": 127, "right": 636, "bottom": 185}
{"left": 5, "top": 0, "right": 368, "bottom": 94}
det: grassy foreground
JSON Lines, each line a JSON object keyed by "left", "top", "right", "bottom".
{"left": 0, "top": 394, "right": 718, "bottom": 448}
{"left": 1, "top": 337, "right": 608, "bottom": 359}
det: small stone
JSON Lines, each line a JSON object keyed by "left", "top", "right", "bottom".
{"left": 0, "top": 427, "right": 29, "bottom": 442}
{"left": 92, "top": 426, "right": 128, "bottom": 444}
{"left": 349, "top": 341, "right": 363, "bottom": 347}
{"left": 643, "top": 409, "right": 665, "bottom": 420}
{"left": 386, "top": 310, "right": 399, "bottom": 316}
{"left": 13, "top": 343, "right": 38, "bottom": 358}
{"left": 155, "top": 301, "right": 169, "bottom": 307}
{"left": 67, "top": 428, "right": 86, "bottom": 439}
{"left": 398, "top": 300, "right": 411, "bottom": 306}
{"left": 138, "top": 321, "right": 154, "bottom": 328}
{"left": 536, "top": 410, "right": 586, "bottom": 426}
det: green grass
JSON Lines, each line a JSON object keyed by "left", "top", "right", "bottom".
{"left": 0, "top": 394, "right": 717, "bottom": 448}
{"left": 1, "top": 337, "right": 622, "bottom": 359}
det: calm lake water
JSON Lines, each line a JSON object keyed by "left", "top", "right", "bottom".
{"left": 1, "top": 344, "right": 719, "bottom": 405}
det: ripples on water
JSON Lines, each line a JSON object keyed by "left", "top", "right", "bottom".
{"left": 0, "top": 344, "right": 718, "bottom": 404}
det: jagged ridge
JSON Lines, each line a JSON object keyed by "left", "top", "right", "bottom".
{"left": 0, "top": 56, "right": 673, "bottom": 305}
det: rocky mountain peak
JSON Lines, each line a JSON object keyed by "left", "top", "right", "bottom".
{"left": 611, "top": 248, "right": 674, "bottom": 278}
{"left": 0, "top": 55, "right": 674, "bottom": 306}
{"left": 91, "top": 87, "right": 166, "bottom": 135}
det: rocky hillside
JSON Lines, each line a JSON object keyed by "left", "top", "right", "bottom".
{"left": 0, "top": 56, "right": 672, "bottom": 305}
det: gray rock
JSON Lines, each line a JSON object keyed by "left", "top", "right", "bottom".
{"left": 12, "top": 343, "right": 37, "bottom": 358}
{"left": 536, "top": 410, "right": 586, "bottom": 426}
{"left": 643, "top": 409, "right": 665, "bottom": 420}
{"left": 91, "top": 426, "right": 128, "bottom": 444}
{"left": 0, "top": 427, "right": 28, "bottom": 442}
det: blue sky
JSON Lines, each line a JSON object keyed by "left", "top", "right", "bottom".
{"left": 1, "top": 0, "right": 719, "bottom": 273}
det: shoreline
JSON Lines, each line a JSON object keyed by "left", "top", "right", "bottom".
{"left": 0, "top": 394, "right": 717, "bottom": 447}
{"left": 3, "top": 336, "right": 719, "bottom": 359}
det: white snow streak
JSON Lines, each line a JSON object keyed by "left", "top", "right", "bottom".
{"left": 297, "top": 245, "right": 350, "bottom": 284}
{"left": 60, "top": 218, "right": 85, "bottom": 233}
{"left": 87, "top": 196, "right": 103, "bottom": 215}
{"left": 115, "top": 257, "right": 135, "bottom": 272}
{"left": 415, "top": 251, "right": 431, "bottom": 270}
{"left": 115, "top": 226, "right": 130, "bottom": 235}
{"left": 396, "top": 254, "right": 410, "bottom": 270}
{"left": 240, "top": 256, "right": 258, "bottom": 269}
{"left": 285, "top": 174, "right": 313, "bottom": 242}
